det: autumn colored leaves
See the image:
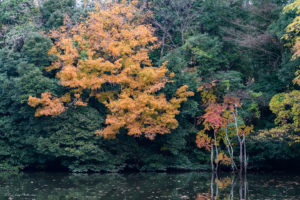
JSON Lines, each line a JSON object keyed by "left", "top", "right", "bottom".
{"left": 28, "top": 1, "right": 193, "bottom": 140}
{"left": 196, "top": 83, "right": 252, "bottom": 172}
{"left": 265, "top": 1, "right": 300, "bottom": 142}
{"left": 27, "top": 1, "right": 257, "bottom": 174}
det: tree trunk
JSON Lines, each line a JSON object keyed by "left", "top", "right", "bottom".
{"left": 239, "top": 172, "right": 243, "bottom": 199}
{"left": 244, "top": 172, "right": 248, "bottom": 200}
{"left": 239, "top": 142, "right": 243, "bottom": 174}
{"left": 225, "top": 127, "right": 237, "bottom": 171}
{"left": 210, "top": 173, "right": 214, "bottom": 200}
{"left": 243, "top": 134, "right": 248, "bottom": 172}
{"left": 215, "top": 175, "right": 219, "bottom": 198}
{"left": 230, "top": 175, "right": 236, "bottom": 200}
{"left": 233, "top": 109, "right": 243, "bottom": 173}
{"left": 211, "top": 144, "right": 215, "bottom": 172}
{"left": 213, "top": 130, "right": 219, "bottom": 172}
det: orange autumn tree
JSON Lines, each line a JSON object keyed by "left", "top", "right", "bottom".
{"left": 28, "top": 1, "right": 193, "bottom": 140}
{"left": 196, "top": 82, "right": 252, "bottom": 173}
{"left": 196, "top": 82, "right": 230, "bottom": 172}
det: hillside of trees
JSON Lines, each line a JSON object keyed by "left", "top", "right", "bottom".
{"left": 0, "top": 0, "right": 299, "bottom": 172}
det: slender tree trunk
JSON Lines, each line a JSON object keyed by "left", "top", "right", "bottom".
{"left": 213, "top": 130, "right": 219, "bottom": 172}
{"left": 239, "top": 172, "right": 243, "bottom": 200}
{"left": 243, "top": 134, "right": 247, "bottom": 172}
{"left": 230, "top": 175, "right": 236, "bottom": 200}
{"left": 239, "top": 142, "right": 243, "bottom": 174}
{"left": 211, "top": 144, "right": 215, "bottom": 172}
{"left": 233, "top": 108, "right": 243, "bottom": 173}
{"left": 210, "top": 173, "right": 214, "bottom": 200}
{"left": 225, "top": 127, "right": 237, "bottom": 171}
{"left": 215, "top": 175, "right": 219, "bottom": 199}
{"left": 225, "top": 139, "right": 234, "bottom": 171}
{"left": 244, "top": 172, "right": 248, "bottom": 200}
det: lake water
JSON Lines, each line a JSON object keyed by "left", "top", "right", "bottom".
{"left": 0, "top": 172, "right": 299, "bottom": 199}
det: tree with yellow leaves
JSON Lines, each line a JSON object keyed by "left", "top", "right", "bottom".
{"left": 266, "top": 1, "right": 300, "bottom": 142}
{"left": 28, "top": 1, "right": 193, "bottom": 140}
{"left": 282, "top": 0, "right": 300, "bottom": 85}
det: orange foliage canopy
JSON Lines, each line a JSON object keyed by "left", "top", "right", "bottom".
{"left": 195, "top": 82, "right": 243, "bottom": 150}
{"left": 28, "top": 1, "right": 193, "bottom": 140}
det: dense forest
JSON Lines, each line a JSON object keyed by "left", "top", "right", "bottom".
{"left": 0, "top": 0, "right": 299, "bottom": 173}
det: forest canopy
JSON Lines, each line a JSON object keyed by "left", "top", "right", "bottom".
{"left": 0, "top": 0, "right": 299, "bottom": 172}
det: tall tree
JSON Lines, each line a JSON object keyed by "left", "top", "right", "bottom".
{"left": 28, "top": 1, "right": 193, "bottom": 140}
{"left": 266, "top": 0, "right": 300, "bottom": 142}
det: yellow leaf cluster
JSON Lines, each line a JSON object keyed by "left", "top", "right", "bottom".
{"left": 282, "top": 1, "right": 300, "bottom": 85}
{"left": 198, "top": 82, "right": 217, "bottom": 105}
{"left": 196, "top": 130, "right": 212, "bottom": 151}
{"left": 238, "top": 125, "right": 254, "bottom": 137}
{"left": 269, "top": 90, "right": 300, "bottom": 133}
{"left": 215, "top": 152, "right": 231, "bottom": 166}
{"left": 28, "top": 92, "right": 67, "bottom": 117}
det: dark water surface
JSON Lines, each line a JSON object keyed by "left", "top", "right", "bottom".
{"left": 0, "top": 172, "right": 299, "bottom": 199}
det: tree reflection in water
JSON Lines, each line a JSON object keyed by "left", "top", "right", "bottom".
{"left": 0, "top": 172, "right": 299, "bottom": 199}
{"left": 197, "top": 173, "right": 249, "bottom": 200}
